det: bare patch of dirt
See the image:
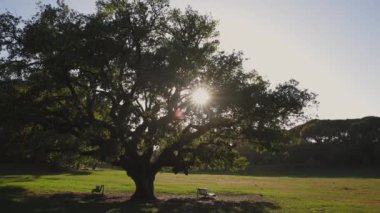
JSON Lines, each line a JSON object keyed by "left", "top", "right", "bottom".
{"left": 71, "top": 192, "right": 265, "bottom": 204}
{"left": 30, "top": 191, "right": 266, "bottom": 204}
{"left": 3, "top": 190, "right": 278, "bottom": 212}
{"left": 157, "top": 193, "right": 264, "bottom": 203}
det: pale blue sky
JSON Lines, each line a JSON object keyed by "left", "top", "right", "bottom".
{"left": 1, "top": 0, "right": 379, "bottom": 119}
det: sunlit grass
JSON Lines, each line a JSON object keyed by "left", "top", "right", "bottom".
{"left": 1, "top": 168, "right": 380, "bottom": 212}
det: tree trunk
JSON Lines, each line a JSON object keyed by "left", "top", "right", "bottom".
{"left": 130, "top": 170, "right": 157, "bottom": 201}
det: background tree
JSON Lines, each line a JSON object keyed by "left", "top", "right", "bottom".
{"left": 289, "top": 116, "right": 380, "bottom": 167}
{"left": 0, "top": 0, "right": 316, "bottom": 200}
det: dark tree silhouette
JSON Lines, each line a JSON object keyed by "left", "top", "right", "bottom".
{"left": 0, "top": 0, "right": 316, "bottom": 200}
{"left": 293, "top": 116, "right": 380, "bottom": 144}
{"left": 288, "top": 117, "right": 380, "bottom": 167}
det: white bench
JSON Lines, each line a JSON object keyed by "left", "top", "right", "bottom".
{"left": 196, "top": 188, "right": 216, "bottom": 199}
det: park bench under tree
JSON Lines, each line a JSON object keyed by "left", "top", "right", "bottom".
{"left": 196, "top": 188, "right": 216, "bottom": 199}
{"left": 91, "top": 185, "right": 104, "bottom": 195}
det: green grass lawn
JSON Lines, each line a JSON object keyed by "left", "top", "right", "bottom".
{"left": 1, "top": 166, "right": 379, "bottom": 212}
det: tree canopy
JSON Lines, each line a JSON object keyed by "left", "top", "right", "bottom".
{"left": 0, "top": 0, "right": 316, "bottom": 200}
{"left": 292, "top": 116, "right": 380, "bottom": 144}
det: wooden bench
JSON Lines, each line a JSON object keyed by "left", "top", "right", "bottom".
{"left": 196, "top": 188, "right": 216, "bottom": 199}
{"left": 91, "top": 185, "right": 104, "bottom": 195}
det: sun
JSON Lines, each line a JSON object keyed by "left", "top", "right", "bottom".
{"left": 191, "top": 88, "right": 210, "bottom": 106}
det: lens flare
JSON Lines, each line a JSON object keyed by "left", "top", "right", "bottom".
{"left": 191, "top": 88, "right": 210, "bottom": 106}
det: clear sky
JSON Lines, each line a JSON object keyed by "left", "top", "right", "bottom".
{"left": 1, "top": 0, "right": 379, "bottom": 119}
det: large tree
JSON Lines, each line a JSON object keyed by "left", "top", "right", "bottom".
{"left": 0, "top": 0, "right": 316, "bottom": 200}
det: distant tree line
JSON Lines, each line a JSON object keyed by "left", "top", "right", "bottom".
{"left": 240, "top": 116, "right": 380, "bottom": 168}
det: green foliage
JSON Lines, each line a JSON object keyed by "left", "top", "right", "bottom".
{"left": 239, "top": 117, "right": 380, "bottom": 168}
{"left": 0, "top": 0, "right": 316, "bottom": 199}
{"left": 293, "top": 116, "right": 380, "bottom": 144}
{"left": 194, "top": 142, "right": 248, "bottom": 171}
{"left": 292, "top": 116, "right": 380, "bottom": 166}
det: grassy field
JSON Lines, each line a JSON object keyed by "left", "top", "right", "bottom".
{"left": 0, "top": 166, "right": 379, "bottom": 212}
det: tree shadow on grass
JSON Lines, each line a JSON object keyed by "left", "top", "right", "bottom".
{"left": 0, "top": 186, "right": 279, "bottom": 213}
{"left": 153, "top": 198, "right": 279, "bottom": 213}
